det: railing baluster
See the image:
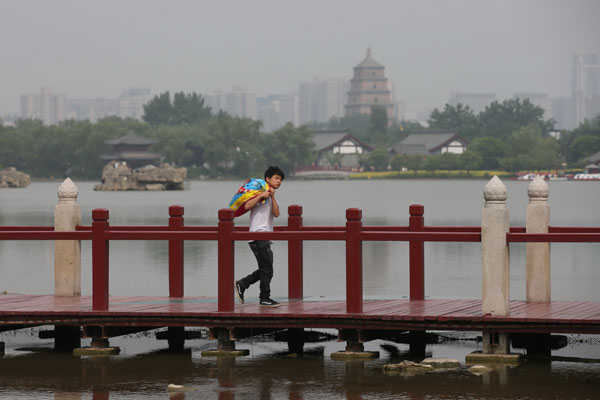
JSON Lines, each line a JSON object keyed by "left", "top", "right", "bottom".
{"left": 92, "top": 209, "right": 110, "bottom": 311}
{"left": 218, "top": 209, "right": 235, "bottom": 312}
{"left": 346, "top": 208, "right": 363, "bottom": 313}
{"left": 168, "top": 205, "right": 184, "bottom": 298}
{"left": 409, "top": 204, "right": 425, "bottom": 300}
{"left": 288, "top": 205, "right": 303, "bottom": 300}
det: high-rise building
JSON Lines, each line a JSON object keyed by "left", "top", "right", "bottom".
{"left": 205, "top": 86, "right": 257, "bottom": 119}
{"left": 448, "top": 92, "right": 496, "bottom": 115}
{"left": 298, "top": 77, "right": 349, "bottom": 124}
{"left": 19, "top": 94, "right": 38, "bottom": 119}
{"left": 117, "top": 87, "right": 152, "bottom": 120}
{"left": 572, "top": 54, "right": 599, "bottom": 97}
{"left": 19, "top": 87, "right": 67, "bottom": 125}
{"left": 257, "top": 93, "right": 299, "bottom": 132}
{"left": 21, "top": 86, "right": 151, "bottom": 124}
{"left": 66, "top": 98, "right": 119, "bottom": 122}
{"left": 571, "top": 53, "right": 600, "bottom": 126}
{"left": 551, "top": 96, "right": 575, "bottom": 131}
{"left": 345, "top": 48, "right": 393, "bottom": 119}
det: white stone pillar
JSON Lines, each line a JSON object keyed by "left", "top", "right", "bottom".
{"left": 54, "top": 178, "right": 81, "bottom": 296}
{"left": 481, "top": 176, "right": 510, "bottom": 354}
{"left": 482, "top": 176, "right": 510, "bottom": 316}
{"left": 526, "top": 176, "right": 550, "bottom": 302}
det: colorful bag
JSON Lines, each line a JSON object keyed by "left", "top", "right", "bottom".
{"left": 228, "top": 178, "right": 270, "bottom": 217}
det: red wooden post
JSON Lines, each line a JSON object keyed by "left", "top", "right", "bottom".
{"left": 409, "top": 204, "right": 425, "bottom": 300}
{"left": 288, "top": 205, "right": 304, "bottom": 300}
{"left": 169, "top": 205, "right": 184, "bottom": 298}
{"left": 218, "top": 208, "right": 235, "bottom": 312}
{"left": 92, "top": 209, "right": 109, "bottom": 311}
{"left": 346, "top": 208, "right": 363, "bottom": 313}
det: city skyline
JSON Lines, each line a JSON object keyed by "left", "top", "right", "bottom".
{"left": 1, "top": 0, "right": 599, "bottom": 117}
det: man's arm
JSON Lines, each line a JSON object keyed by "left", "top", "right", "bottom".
{"left": 244, "top": 190, "right": 271, "bottom": 210}
{"left": 271, "top": 188, "right": 280, "bottom": 217}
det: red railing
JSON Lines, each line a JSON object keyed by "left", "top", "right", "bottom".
{"left": 2, "top": 204, "right": 600, "bottom": 314}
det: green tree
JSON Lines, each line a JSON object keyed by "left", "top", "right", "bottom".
{"left": 368, "top": 105, "right": 388, "bottom": 138}
{"left": 568, "top": 135, "right": 600, "bottom": 165}
{"left": 436, "top": 152, "right": 460, "bottom": 171}
{"left": 263, "top": 123, "right": 316, "bottom": 174}
{"left": 560, "top": 116, "right": 600, "bottom": 164}
{"left": 501, "top": 125, "right": 561, "bottom": 171}
{"left": 363, "top": 148, "right": 390, "bottom": 171}
{"left": 404, "top": 154, "right": 425, "bottom": 173}
{"left": 390, "top": 153, "right": 424, "bottom": 173}
{"left": 477, "top": 98, "right": 553, "bottom": 139}
{"left": 200, "top": 114, "right": 264, "bottom": 177}
{"left": 459, "top": 151, "right": 483, "bottom": 172}
{"left": 390, "top": 155, "right": 405, "bottom": 172}
{"left": 143, "top": 91, "right": 173, "bottom": 127}
{"left": 467, "top": 137, "right": 508, "bottom": 170}
{"left": 143, "top": 91, "right": 211, "bottom": 127}
{"left": 428, "top": 103, "right": 478, "bottom": 139}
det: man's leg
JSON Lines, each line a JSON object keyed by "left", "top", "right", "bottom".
{"left": 251, "top": 240, "right": 273, "bottom": 300}
{"left": 238, "top": 241, "right": 262, "bottom": 290}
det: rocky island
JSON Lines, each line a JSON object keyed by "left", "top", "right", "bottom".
{"left": 0, "top": 167, "right": 31, "bottom": 188}
{"left": 94, "top": 161, "right": 187, "bottom": 191}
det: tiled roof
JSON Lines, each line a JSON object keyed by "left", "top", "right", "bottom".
{"left": 354, "top": 48, "right": 384, "bottom": 69}
{"left": 589, "top": 151, "right": 600, "bottom": 164}
{"left": 390, "top": 131, "right": 467, "bottom": 155}
{"left": 313, "top": 130, "right": 374, "bottom": 152}
{"left": 105, "top": 131, "right": 157, "bottom": 146}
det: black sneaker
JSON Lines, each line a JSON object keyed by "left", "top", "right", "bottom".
{"left": 259, "top": 298, "right": 281, "bottom": 307}
{"left": 235, "top": 281, "right": 245, "bottom": 304}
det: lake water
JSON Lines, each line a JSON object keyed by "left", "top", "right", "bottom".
{"left": 1, "top": 179, "right": 599, "bottom": 399}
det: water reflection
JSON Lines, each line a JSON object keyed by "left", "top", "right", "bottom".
{"left": 1, "top": 338, "right": 599, "bottom": 400}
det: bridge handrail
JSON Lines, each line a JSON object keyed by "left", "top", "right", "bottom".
{"left": 2, "top": 203, "right": 599, "bottom": 313}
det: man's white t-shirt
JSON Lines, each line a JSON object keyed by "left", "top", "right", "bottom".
{"left": 249, "top": 197, "right": 273, "bottom": 233}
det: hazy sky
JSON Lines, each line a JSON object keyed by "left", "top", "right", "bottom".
{"left": 1, "top": 0, "right": 599, "bottom": 115}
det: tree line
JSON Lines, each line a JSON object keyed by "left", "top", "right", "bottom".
{"left": 0, "top": 92, "right": 315, "bottom": 179}
{"left": 0, "top": 92, "right": 599, "bottom": 179}
{"left": 315, "top": 99, "right": 599, "bottom": 172}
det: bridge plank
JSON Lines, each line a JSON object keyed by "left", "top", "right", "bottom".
{"left": 1, "top": 294, "right": 598, "bottom": 334}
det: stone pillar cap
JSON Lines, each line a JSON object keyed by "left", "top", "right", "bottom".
{"left": 528, "top": 175, "right": 549, "bottom": 201}
{"left": 58, "top": 177, "right": 78, "bottom": 203}
{"left": 484, "top": 176, "right": 507, "bottom": 205}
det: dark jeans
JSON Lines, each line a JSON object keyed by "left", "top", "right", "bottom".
{"left": 239, "top": 240, "right": 273, "bottom": 300}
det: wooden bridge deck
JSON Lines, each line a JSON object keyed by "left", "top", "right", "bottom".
{"left": 1, "top": 294, "right": 599, "bottom": 334}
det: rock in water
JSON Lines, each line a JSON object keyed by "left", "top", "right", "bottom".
{"left": 0, "top": 167, "right": 30, "bottom": 188}
{"left": 420, "top": 357, "right": 461, "bottom": 369}
{"left": 94, "top": 161, "right": 186, "bottom": 191}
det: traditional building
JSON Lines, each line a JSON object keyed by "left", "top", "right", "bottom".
{"left": 345, "top": 48, "right": 394, "bottom": 120}
{"left": 389, "top": 131, "right": 468, "bottom": 156}
{"left": 313, "top": 130, "right": 374, "bottom": 169}
{"left": 101, "top": 131, "right": 161, "bottom": 169}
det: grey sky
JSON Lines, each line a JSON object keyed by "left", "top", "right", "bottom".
{"left": 1, "top": 0, "right": 599, "bottom": 115}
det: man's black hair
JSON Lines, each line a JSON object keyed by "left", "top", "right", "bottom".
{"left": 264, "top": 166, "right": 285, "bottom": 180}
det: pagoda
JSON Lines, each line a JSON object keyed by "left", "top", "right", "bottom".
{"left": 101, "top": 131, "right": 161, "bottom": 169}
{"left": 345, "top": 48, "right": 394, "bottom": 119}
